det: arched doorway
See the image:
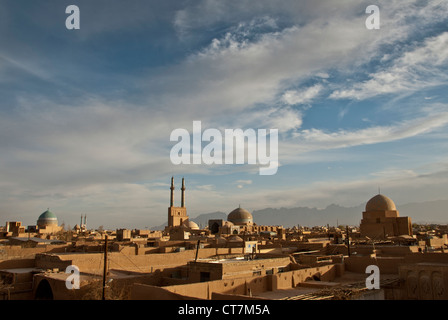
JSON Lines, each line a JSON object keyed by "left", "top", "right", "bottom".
{"left": 35, "top": 279, "right": 54, "bottom": 300}
{"left": 210, "top": 222, "right": 220, "bottom": 234}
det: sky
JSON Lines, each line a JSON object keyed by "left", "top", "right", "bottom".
{"left": 1, "top": 0, "right": 448, "bottom": 229}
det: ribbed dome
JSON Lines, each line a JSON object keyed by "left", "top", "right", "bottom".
{"left": 365, "top": 194, "right": 396, "bottom": 211}
{"left": 37, "top": 209, "right": 58, "bottom": 226}
{"left": 228, "top": 207, "right": 253, "bottom": 225}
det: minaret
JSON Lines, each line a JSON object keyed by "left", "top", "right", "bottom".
{"left": 167, "top": 176, "right": 189, "bottom": 230}
{"left": 181, "top": 177, "right": 186, "bottom": 208}
{"left": 84, "top": 214, "right": 87, "bottom": 228}
{"left": 170, "top": 176, "right": 175, "bottom": 207}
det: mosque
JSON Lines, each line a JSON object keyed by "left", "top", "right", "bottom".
{"left": 209, "top": 206, "right": 284, "bottom": 239}
{"left": 165, "top": 177, "right": 283, "bottom": 240}
{"left": 164, "top": 177, "right": 199, "bottom": 239}
{"left": 36, "top": 208, "right": 63, "bottom": 236}
{"left": 359, "top": 193, "right": 413, "bottom": 239}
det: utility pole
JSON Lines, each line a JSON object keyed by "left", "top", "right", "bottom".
{"left": 194, "top": 239, "right": 200, "bottom": 262}
{"left": 346, "top": 225, "right": 351, "bottom": 257}
{"left": 102, "top": 235, "right": 108, "bottom": 300}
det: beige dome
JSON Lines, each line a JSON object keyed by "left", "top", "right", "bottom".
{"left": 183, "top": 220, "right": 199, "bottom": 230}
{"left": 215, "top": 236, "right": 227, "bottom": 244}
{"left": 228, "top": 207, "right": 253, "bottom": 225}
{"left": 227, "top": 235, "right": 243, "bottom": 242}
{"left": 365, "top": 194, "right": 396, "bottom": 211}
{"left": 223, "top": 221, "right": 234, "bottom": 227}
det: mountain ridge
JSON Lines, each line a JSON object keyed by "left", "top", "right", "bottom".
{"left": 150, "top": 199, "right": 448, "bottom": 230}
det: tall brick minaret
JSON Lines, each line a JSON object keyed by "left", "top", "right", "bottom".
{"left": 167, "top": 177, "right": 188, "bottom": 228}
{"left": 181, "top": 177, "right": 186, "bottom": 207}
{"left": 170, "top": 176, "right": 175, "bottom": 207}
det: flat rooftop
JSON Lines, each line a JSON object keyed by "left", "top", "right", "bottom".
{"left": 0, "top": 268, "right": 43, "bottom": 274}
{"left": 195, "top": 256, "right": 286, "bottom": 264}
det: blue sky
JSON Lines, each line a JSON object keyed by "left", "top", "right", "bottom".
{"left": 1, "top": 0, "right": 448, "bottom": 229}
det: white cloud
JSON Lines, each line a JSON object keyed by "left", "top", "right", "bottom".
{"left": 370, "top": 169, "right": 418, "bottom": 178}
{"left": 236, "top": 179, "right": 252, "bottom": 188}
{"left": 2, "top": 0, "right": 448, "bottom": 228}
{"left": 282, "top": 84, "right": 323, "bottom": 105}
{"left": 330, "top": 32, "right": 448, "bottom": 100}
{"left": 292, "top": 110, "right": 448, "bottom": 152}
{"left": 316, "top": 72, "right": 329, "bottom": 79}
{"left": 197, "top": 184, "right": 215, "bottom": 191}
{"left": 154, "top": 11, "right": 385, "bottom": 121}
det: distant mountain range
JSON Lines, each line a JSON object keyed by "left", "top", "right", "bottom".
{"left": 150, "top": 200, "right": 448, "bottom": 230}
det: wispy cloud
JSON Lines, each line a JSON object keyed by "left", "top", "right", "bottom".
{"left": 290, "top": 109, "right": 448, "bottom": 153}
{"left": 330, "top": 32, "right": 448, "bottom": 100}
{"left": 1, "top": 1, "right": 448, "bottom": 228}
{"left": 282, "top": 84, "right": 323, "bottom": 106}
{"left": 236, "top": 179, "right": 252, "bottom": 189}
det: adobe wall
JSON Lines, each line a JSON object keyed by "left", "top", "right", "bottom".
{"left": 33, "top": 274, "right": 80, "bottom": 300}
{"left": 325, "top": 244, "right": 348, "bottom": 255}
{"left": 188, "top": 262, "right": 223, "bottom": 282}
{"left": 187, "top": 256, "right": 292, "bottom": 282}
{"left": 220, "top": 257, "right": 291, "bottom": 278}
{"left": 131, "top": 283, "right": 203, "bottom": 300}
{"left": 129, "top": 264, "right": 339, "bottom": 300}
{"left": 0, "top": 269, "right": 35, "bottom": 300}
{"left": 211, "top": 292, "right": 268, "bottom": 300}
{"left": 209, "top": 276, "right": 269, "bottom": 297}
{"left": 0, "top": 269, "right": 34, "bottom": 283}
{"left": 271, "top": 264, "right": 337, "bottom": 290}
{"left": 131, "top": 276, "right": 270, "bottom": 300}
{"left": 259, "top": 242, "right": 328, "bottom": 251}
{"left": 398, "top": 263, "right": 448, "bottom": 300}
{"left": 378, "top": 246, "right": 419, "bottom": 255}
{"left": 35, "top": 253, "right": 96, "bottom": 272}
{"left": 350, "top": 245, "right": 417, "bottom": 256}
{"left": 33, "top": 272, "right": 157, "bottom": 300}
{"left": 0, "top": 245, "right": 68, "bottom": 260}
{"left": 345, "top": 252, "right": 448, "bottom": 275}
{"left": 0, "top": 258, "right": 35, "bottom": 269}
{"left": 359, "top": 222, "right": 395, "bottom": 238}
{"left": 297, "top": 254, "right": 339, "bottom": 266}
{"left": 344, "top": 256, "right": 404, "bottom": 274}
{"left": 403, "top": 252, "right": 448, "bottom": 264}
{"left": 426, "top": 237, "right": 447, "bottom": 248}
{"left": 34, "top": 248, "right": 236, "bottom": 274}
